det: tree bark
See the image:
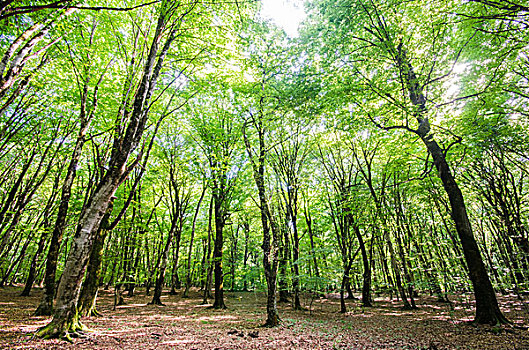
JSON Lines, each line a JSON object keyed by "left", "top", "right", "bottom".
{"left": 243, "top": 117, "right": 280, "bottom": 326}
{"left": 183, "top": 184, "right": 206, "bottom": 297}
{"left": 211, "top": 191, "right": 226, "bottom": 309}
{"left": 77, "top": 199, "right": 114, "bottom": 316}
{"left": 422, "top": 135, "right": 507, "bottom": 323}
{"left": 353, "top": 225, "right": 372, "bottom": 307}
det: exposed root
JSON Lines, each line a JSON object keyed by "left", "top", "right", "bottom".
{"left": 36, "top": 318, "right": 90, "bottom": 342}
{"left": 88, "top": 308, "right": 102, "bottom": 317}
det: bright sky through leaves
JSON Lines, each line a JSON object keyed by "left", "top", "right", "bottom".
{"left": 260, "top": 0, "right": 306, "bottom": 37}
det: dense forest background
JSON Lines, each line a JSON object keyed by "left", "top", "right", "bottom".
{"left": 0, "top": 0, "right": 529, "bottom": 343}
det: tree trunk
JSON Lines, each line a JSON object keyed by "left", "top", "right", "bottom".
{"left": 36, "top": 8, "right": 179, "bottom": 339}
{"left": 422, "top": 136, "right": 507, "bottom": 324}
{"left": 34, "top": 71, "right": 95, "bottom": 316}
{"left": 212, "top": 192, "right": 226, "bottom": 309}
{"left": 353, "top": 226, "right": 372, "bottom": 307}
{"left": 278, "top": 228, "right": 291, "bottom": 303}
{"left": 77, "top": 200, "right": 114, "bottom": 316}
{"left": 243, "top": 120, "right": 280, "bottom": 326}
{"left": 202, "top": 196, "right": 214, "bottom": 304}
{"left": 183, "top": 184, "right": 206, "bottom": 297}
{"left": 150, "top": 215, "right": 177, "bottom": 305}
{"left": 340, "top": 262, "right": 352, "bottom": 313}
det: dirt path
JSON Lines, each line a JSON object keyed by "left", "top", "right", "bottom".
{"left": 0, "top": 286, "right": 528, "bottom": 349}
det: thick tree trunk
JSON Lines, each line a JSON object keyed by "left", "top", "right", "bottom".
{"left": 77, "top": 200, "right": 113, "bottom": 316}
{"left": 422, "top": 136, "right": 508, "bottom": 324}
{"left": 35, "top": 75, "right": 93, "bottom": 316}
{"left": 36, "top": 180, "right": 120, "bottom": 339}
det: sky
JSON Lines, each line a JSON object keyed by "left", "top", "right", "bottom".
{"left": 260, "top": 0, "right": 307, "bottom": 37}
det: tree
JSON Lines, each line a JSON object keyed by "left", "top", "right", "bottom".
{"left": 36, "top": 1, "right": 202, "bottom": 339}
{"left": 190, "top": 84, "right": 243, "bottom": 309}
{"left": 304, "top": 0, "right": 508, "bottom": 324}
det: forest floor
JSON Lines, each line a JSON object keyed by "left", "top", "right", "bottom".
{"left": 0, "top": 286, "right": 528, "bottom": 349}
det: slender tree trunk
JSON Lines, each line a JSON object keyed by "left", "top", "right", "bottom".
{"left": 183, "top": 185, "right": 206, "bottom": 298}
{"left": 212, "top": 192, "right": 226, "bottom": 309}
{"left": 278, "top": 229, "right": 291, "bottom": 303}
{"left": 340, "top": 262, "right": 352, "bottom": 313}
{"left": 353, "top": 226, "right": 372, "bottom": 307}
{"left": 202, "top": 196, "right": 214, "bottom": 304}
{"left": 20, "top": 172, "right": 60, "bottom": 296}
{"left": 229, "top": 226, "right": 239, "bottom": 292}
{"left": 243, "top": 120, "right": 280, "bottom": 326}
{"left": 290, "top": 210, "right": 303, "bottom": 310}
{"left": 242, "top": 222, "right": 250, "bottom": 292}
{"left": 305, "top": 208, "right": 321, "bottom": 280}
{"left": 151, "top": 214, "right": 178, "bottom": 305}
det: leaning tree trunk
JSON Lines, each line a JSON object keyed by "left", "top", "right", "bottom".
{"left": 21, "top": 171, "right": 61, "bottom": 296}
{"left": 34, "top": 57, "right": 103, "bottom": 316}
{"left": 36, "top": 8, "right": 179, "bottom": 339}
{"left": 422, "top": 135, "right": 508, "bottom": 324}
{"left": 77, "top": 199, "right": 114, "bottom": 317}
{"left": 394, "top": 41, "right": 508, "bottom": 324}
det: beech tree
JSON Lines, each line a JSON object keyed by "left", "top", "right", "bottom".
{"left": 36, "top": 0, "right": 213, "bottom": 339}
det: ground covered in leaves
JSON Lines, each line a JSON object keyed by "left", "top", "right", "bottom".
{"left": 0, "top": 286, "right": 528, "bottom": 349}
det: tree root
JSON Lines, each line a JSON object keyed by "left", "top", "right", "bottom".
{"left": 88, "top": 308, "right": 102, "bottom": 317}
{"left": 36, "top": 317, "right": 90, "bottom": 342}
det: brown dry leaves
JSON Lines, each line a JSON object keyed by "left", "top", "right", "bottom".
{"left": 0, "top": 286, "right": 528, "bottom": 349}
